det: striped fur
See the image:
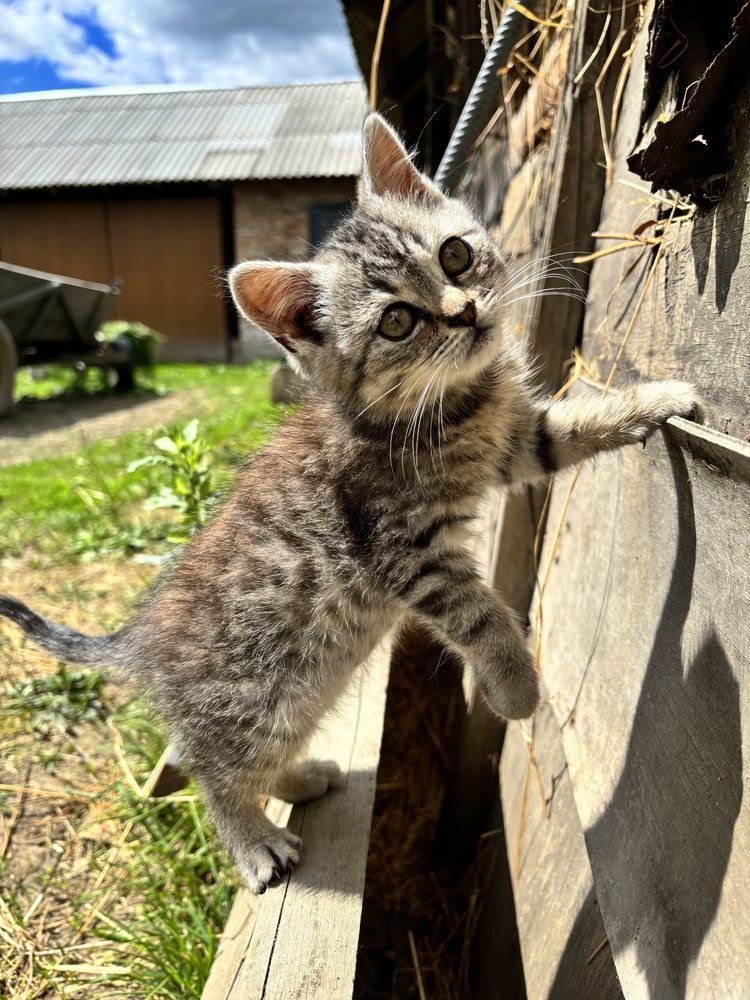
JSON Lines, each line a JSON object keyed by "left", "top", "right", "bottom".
{"left": 0, "top": 115, "right": 701, "bottom": 893}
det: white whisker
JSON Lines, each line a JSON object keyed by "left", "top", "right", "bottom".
{"left": 355, "top": 378, "right": 406, "bottom": 418}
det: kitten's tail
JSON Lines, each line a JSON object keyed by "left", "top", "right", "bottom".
{"left": 0, "top": 594, "right": 129, "bottom": 668}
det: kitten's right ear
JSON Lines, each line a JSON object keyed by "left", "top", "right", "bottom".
{"left": 359, "top": 113, "right": 443, "bottom": 203}
{"left": 229, "top": 261, "right": 321, "bottom": 356}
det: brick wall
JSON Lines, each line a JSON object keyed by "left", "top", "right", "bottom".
{"left": 232, "top": 176, "right": 355, "bottom": 359}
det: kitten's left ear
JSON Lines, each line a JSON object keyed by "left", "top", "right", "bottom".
{"left": 359, "top": 113, "right": 443, "bottom": 203}
{"left": 229, "top": 261, "right": 321, "bottom": 357}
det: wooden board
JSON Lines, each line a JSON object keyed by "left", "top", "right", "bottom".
{"left": 499, "top": 702, "right": 623, "bottom": 1000}
{"left": 200, "top": 800, "right": 287, "bottom": 1000}
{"left": 202, "top": 637, "right": 393, "bottom": 1000}
{"left": 580, "top": 9, "right": 750, "bottom": 441}
{"left": 536, "top": 415, "right": 750, "bottom": 999}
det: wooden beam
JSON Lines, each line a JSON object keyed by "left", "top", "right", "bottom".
{"left": 499, "top": 702, "right": 623, "bottom": 1000}
{"left": 202, "top": 637, "right": 393, "bottom": 1000}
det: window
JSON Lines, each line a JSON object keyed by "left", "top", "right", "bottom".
{"left": 309, "top": 204, "right": 349, "bottom": 249}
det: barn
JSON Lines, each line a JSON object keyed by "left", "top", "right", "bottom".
{"left": 0, "top": 80, "right": 365, "bottom": 361}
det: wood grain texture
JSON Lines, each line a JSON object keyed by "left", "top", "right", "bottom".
{"left": 203, "top": 637, "right": 392, "bottom": 1000}
{"left": 580, "top": 10, "right": 750, "bottom": 440}
{"left": 472, "top": 3, "right": 749, "bottom": 996}
{"left": 536, "top": 416, "right": 750, "bottom": 999}
{"left": 500, "top": 702, "right": 623, "bottom": 1000}
{"left": 447, "top": 0, "right": 640, "bottom": 876}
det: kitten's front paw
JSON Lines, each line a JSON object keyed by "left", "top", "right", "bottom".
{"left": 477, "top": 642, "right": 540, "bottom": 721}
{"left": 634, "top": 380, "right": 705, "bottom": 433}
{"left": 240, "top": 827, "right": 301, "bottom": 894}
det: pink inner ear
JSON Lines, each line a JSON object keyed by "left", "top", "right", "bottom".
{"left": 230, "top": 263, "right": 318, "bottom": 351}
{"left": 364, "top": 118, "right": 433, "bottom": 200}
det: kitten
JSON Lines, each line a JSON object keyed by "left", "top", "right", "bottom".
{"left": 0, "top": 114, "right": 701, "bottom": 894}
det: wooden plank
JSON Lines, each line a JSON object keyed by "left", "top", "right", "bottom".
{"left": 201, "top": 800, "right": 287, "bottom": 1000}
{"left": 579, "top": 4, "right": 750, "bottom": 440}
{"left": 203, "top": 637, "right": 392, "bottom": 1000}
{"left": 536, "top": 416, "right": 750, "bottom": 998}
{"left": 499, "top": 701, "right": 622, "bottom": 1000}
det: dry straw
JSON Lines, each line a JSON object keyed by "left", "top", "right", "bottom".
{"left": 369, "top": 0, "right": 392, "bottom": 111}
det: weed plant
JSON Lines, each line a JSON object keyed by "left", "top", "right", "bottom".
{"left": 1, "top": 363, "right": 285, "bottom": 562}
{"left": 3, "top": 663, "right": 107, "bottom": 735}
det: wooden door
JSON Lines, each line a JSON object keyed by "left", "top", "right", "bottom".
{"left": 0, "top": 200, "right": 112, "bottom": 284}
{"left": 0, "top": 195, "right": 228, "bottom": 362}
{"left": 107, "top": 196, "right": 227, "bottom": 361}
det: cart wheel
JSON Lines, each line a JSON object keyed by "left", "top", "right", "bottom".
{"left": 0, "top": 320, "right": 17, "bottom": 418}
{"left": 112, "top": 336, "right": 135, "bottom": 392}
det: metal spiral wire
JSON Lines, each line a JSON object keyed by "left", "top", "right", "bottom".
{"left": 434, "top": 4, "right": 535, "bottom": 194}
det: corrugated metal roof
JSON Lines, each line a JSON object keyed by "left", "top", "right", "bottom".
{"left": 0, "top": 81, "right": 366, "bottom": 190}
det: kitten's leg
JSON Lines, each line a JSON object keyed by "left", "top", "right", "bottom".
{"left": 269, "top": 759, "right": 342, "bottom": 804}
{"left": 502, "top": 381, "right": 703, "bottom": 485}
{"left": 398, "top": 555, "right": 538, "bottom": 720}
{"left": 198, "top": 772, "right": 301, "bottom": 894}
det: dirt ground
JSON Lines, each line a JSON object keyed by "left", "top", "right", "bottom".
{"left": 0, "top": 389, "right": 203, "bottom": 467}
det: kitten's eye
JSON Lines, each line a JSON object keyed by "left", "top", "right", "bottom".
{"left": 439, "top": 237, "right": 473, "bottom": 277}
{"left": 378, "top": 303, "right": 418, "bottom": 340}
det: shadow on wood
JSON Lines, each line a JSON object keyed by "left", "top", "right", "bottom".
{"left": 549, "top": 444, "right": 743, "bottom": 999}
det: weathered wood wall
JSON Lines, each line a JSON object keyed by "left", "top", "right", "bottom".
{"left": 465, "top": 3, "right": 750, "bottom": 998}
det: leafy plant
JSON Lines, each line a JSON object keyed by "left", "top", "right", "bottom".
{"left": 2, "top": 363, "right": 281, "bottom": 562}
{"left": 129, "top": 419, "right": 214, "bottom": 539}
{"left": 4, "top": 664, "right": 107, "bottom": 735}
{"left": 97, "top": 320, "right": 164, "bottom": 369}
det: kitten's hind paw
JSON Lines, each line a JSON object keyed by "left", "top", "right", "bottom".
{"left": 270, "top": 759, "right": 342, "bottom": 804}
{"left": 241, "top": 827, "right": 301, "bottom": 894}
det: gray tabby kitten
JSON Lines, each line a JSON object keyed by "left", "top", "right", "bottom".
{"left": 0, "top": 114, "right": 701, "bottom": 894}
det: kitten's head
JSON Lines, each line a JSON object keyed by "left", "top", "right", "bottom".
{"left": 229, "top": 113, "right": 510, "bottom": 415}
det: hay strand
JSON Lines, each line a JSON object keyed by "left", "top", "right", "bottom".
{"left": 369, "top": 0, "right": 392, "bottom": 110}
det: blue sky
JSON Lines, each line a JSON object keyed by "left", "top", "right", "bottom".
{"left": 0, "top": 1, "right": 360, "bottom": 95}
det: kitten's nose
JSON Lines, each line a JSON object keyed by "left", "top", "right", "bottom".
{"left": 446, "top": 299, "right": 477, "bottom": 327}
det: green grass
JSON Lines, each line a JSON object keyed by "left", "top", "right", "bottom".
{"left": 1, "top": 363, "right": 287, "bottom": 561}
{"left": 3, "top": 662, "right": 107, "bottom": 735}
{"left": 76, "top": 703, "right": 237, "bottom": 1000}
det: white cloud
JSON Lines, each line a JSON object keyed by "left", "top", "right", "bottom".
{"left": 0, "top": 0, "right": 360, "bottom": 88}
